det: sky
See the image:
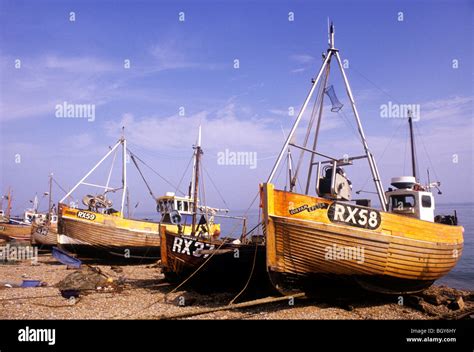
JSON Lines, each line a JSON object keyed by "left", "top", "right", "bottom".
{"left": 0, "top": 0, "right": 472, "bottom": 216}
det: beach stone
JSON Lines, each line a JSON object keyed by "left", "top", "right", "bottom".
{"left": 448, "top": 297, "right": 465, "bottom": 311}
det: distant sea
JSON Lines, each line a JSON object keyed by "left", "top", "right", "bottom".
{"left": 436, "top": 203, "right": 474, "bottom": 291}
{"left": 136, "top": 202, "right": 473, "bottom": 291}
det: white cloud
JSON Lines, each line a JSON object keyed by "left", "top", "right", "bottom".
{"left": 105, "top": 103, "right": 284, "bottom": 154}
{"left": 290, "top": 54, "right": 315, "bottom": 64}
{"left": 291, "top": 68, "right": 306, "bottom": 73}
{"left": 421, "top": 96, "right": 472, "bottom": 122}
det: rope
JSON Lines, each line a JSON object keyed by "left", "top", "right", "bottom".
{"left": 202, "top": 163, "right": 230, "bottom": 210}
{"left": 414, "top": 123, "right": 440, "bottom": 182}
{"left": 291, "top": 66, "right": 328, "bottom": 189}
{"left": 174, "top": 154, "right": 194, "bottom": 196}
{"left": 126, "top": 148, "right": 185, "bottom": 196}
{"left": 129, "top": 154, "right": 156, "bottom": 201}
{"left": 228, "top": 211, "right": 262, "bottom": 304}
{"left": 165, "top": 239, "right": 231, "bottom": 297}
{"left": 358, "top": 118, "right": 406, "bottom": 192}
{"left": 52, "top": 178, "right": 73, "bottom": 201}
{"left": 119, "top": 220, "right": 263, "bottom": 319}
{"left": 350, "top": 65, "right": 402, "bottom": 105}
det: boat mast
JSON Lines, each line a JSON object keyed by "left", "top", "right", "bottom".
{"left": 6, "top": 187, "right": 12, "bottom": 219}
{"left": 333, "top": 50, "right": 387, "bottom": 211}
{"left": 120, "top": 128, "right": 127, "bottom": 217}
{"left": 305, "top": 61, "right": 330, "bottom": 194}
{"left": 267, "top": 22, "right": 388, "bottom": 211}
{"left": 287, "top": 147, "right": 293, "bottom": 190}
{"left": 47, "top": 173, "right": 53, "bottom": 223}
{"left": 59, "top": 140, "right": 122, "bottom": 203}
{"left": 267, "top": 55, "right": 332, "bottom": 183}
{"left": 191, "top": 126, "right": 202, "bottom": 236}
{"left": 408, "top": 112, "right": 417, "bottom": 181}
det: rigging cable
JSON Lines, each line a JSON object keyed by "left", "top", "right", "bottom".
{"left": 414, "top": 122, "right": 440, "bottom": 182}
{"left": 290, "top": 66, "right": 328, "bottom": 188}
{"left": 201, "top": 162, "right": 230, "bottom": 210}
{"left": 174, "top": 153, "right": 194, "bottom": 196}
{"left": 126, "top": 148, "right": 185, "bottom": 196}
{"left": 129, "top": 154, "right": 157, "bottom": 201}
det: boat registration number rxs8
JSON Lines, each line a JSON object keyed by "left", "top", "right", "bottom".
{"left": 171, "top": 237, "right": 215, "bottom": 258}
{"left": 76, "top": 211, "right": 97, "bottom": 221}
{"left": 327, "top": 202, "right": 381, "bottom": 230}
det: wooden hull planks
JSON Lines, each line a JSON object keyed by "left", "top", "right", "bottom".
{"left": 58, "top": 203, "right": 161, "bottom": 260}
{"left": 161, "top": 229, "right": 271, "bottom": 293}
{"left": 31, "top": 222, "right": 58, "bottom": 246}
{"left": 261, "top": 183, "right": 464, "bottom": 294}
{"left": 0, "top": 223, "right": 32, "bottom": 243}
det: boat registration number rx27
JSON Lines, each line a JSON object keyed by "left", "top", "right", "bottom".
{"left": 171, "top": 236, "right": 215, "bottom": 258}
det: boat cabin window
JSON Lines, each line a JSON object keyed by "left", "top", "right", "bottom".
{"left": 177, "top": 201, "right": 183, "bottom": 211}
{"left": 421, "top": 195, "right": 432, "bottom": 208}
{"left": 390, "top": 194, "right": 415, "bottom": 210}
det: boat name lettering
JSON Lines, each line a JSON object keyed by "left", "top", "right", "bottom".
{"left": 289, "top": 203, "right": 328, "bottom": 215}
{"left": 327, "top": 203, "right": 380, "bottom": 230}
{"left": 77, "top": 211, "right": 96, "bottom": 221}
{"left": 171, "top": 237, "right": 215, "bottom": 258}
{"left": 36, "top": 227, "right": 48, "bottom": 236}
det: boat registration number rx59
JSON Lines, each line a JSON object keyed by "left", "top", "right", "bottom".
{"left": 76, "top": 211, "right": 96, "bottom": 221}
{"left": 327, "top": 202, "right": 381, "bottom": 230}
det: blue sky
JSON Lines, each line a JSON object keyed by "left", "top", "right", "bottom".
{"left": 0, "top": 0, "right": 472, "bottom": 215}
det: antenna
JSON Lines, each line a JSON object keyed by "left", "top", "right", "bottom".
{"left": 408, "top": 110, "right": 417, "bottom": 181}
{"left": 328, "top": 20, "right": 335, "bottom": 49}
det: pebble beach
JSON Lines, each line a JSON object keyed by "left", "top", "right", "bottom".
{"left": 1, "top": 252, "right": 472, "bottom": 320}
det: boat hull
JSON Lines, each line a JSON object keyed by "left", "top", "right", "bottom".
{"left": 261, "top": 183, "right": 464, "bottom": 294}
{"left": 0, "top": 223, "right": 32, "bottom": 242}
{"left": 161, "top": 229, "right": 271, "bottom": 294}
{"left": 31, "top": 222, "right": 58, "bottom": 246}
{"left": 58, "top": 204, "right": 161, "bottom": 260}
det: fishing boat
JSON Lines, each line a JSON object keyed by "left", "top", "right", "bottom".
{"left": 260, "top": 23, "right": 463, "bottom": 295}
{"left": 57, "top": 134, "right": 164, "bottom": 260}
{"left": 0, "top": 188, "right": 38, "bottom": 243}
{"left": 32, "top": 174, "right": 59, "bottom": 246}
{"left": 160, "top": 128, "right": 270, "bottom": 293}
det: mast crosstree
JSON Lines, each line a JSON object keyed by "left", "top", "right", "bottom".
{"left": 267, "top": 22, "right": 388, "bottom": 211}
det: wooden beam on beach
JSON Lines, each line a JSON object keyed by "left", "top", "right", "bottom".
{"left": 153, "top": 293, "right": 306, "bottom": 320}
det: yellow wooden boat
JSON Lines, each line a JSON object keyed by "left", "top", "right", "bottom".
{"left": 0, "top": 188, "right": 38, "bottom": 243}
{"left": 58, "top": 203, "right": 162, "bottom": 258}
{"left": 260, "top": 23, "right": 463, "bottom": 294}
{"left": 0, "top": 222, "right": 32, "bottom": 243}
{"left": 57, "top": 135, "right": 168, "bottom": 260}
